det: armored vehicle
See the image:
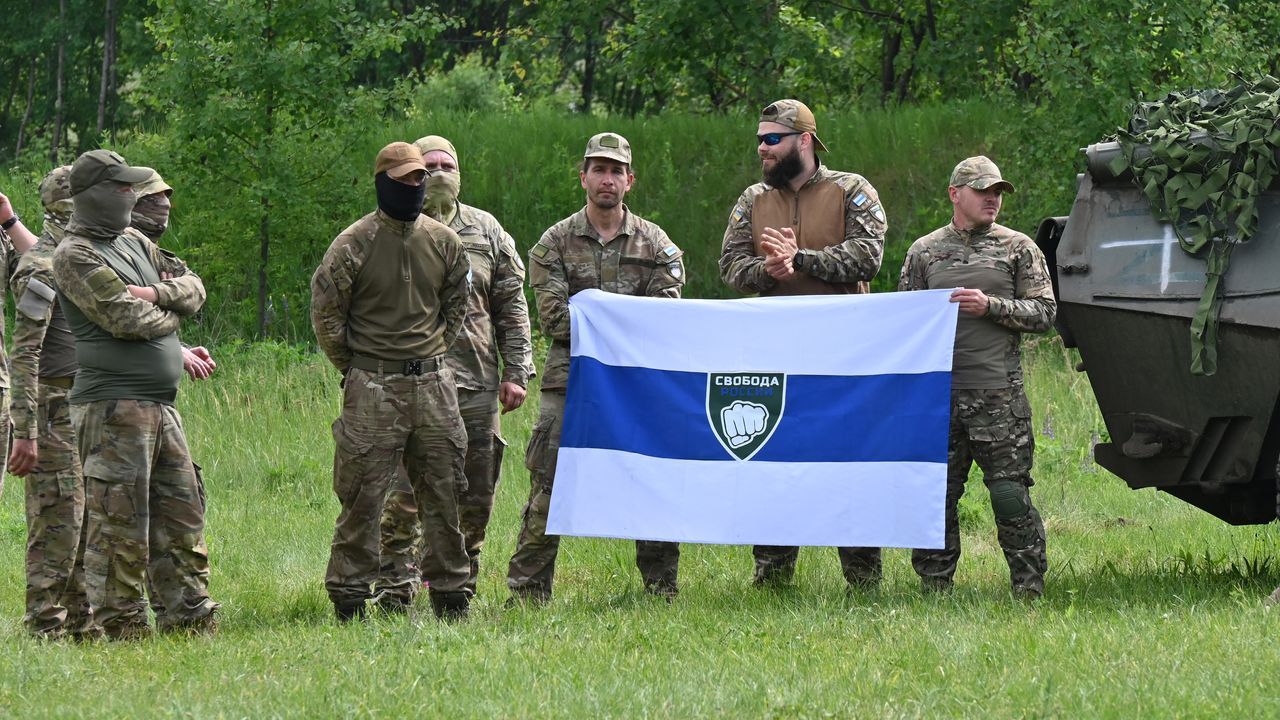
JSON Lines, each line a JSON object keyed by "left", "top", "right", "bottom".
{"left": 1036, "top": 141, "right": 1280, "bottom": 524}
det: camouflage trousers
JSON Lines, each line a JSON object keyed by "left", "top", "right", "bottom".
{"left": 751, "top": 545, "right": 883, "bottom": 587}
{"left": 324, "top": 365, "right": 470, "bottom": 608}
{"left": 912, "top": 387, "right": 1047, "bottom": 594}
{"left": 23, "top": 383, "right": 94, "bottom": 638}
{"left": 0, "top": 388, "right": 8, "bottom": 500}
{"left": 376, "top": 388, "right": 506, "bottom": 600}
{"left": 506, "top": 390, "right": 680, "bottom": 600}
{"left": 72, "top": 399, "right": 217, "bottom": 632}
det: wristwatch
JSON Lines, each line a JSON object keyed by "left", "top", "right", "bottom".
{"left": 0, "top": 214, "right": 18, "bottom": 231}
{"left": 793, "top": 250, "right": 808, "bottom": 272}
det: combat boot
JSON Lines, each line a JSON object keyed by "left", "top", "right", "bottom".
{"left": 334, "top": 601, "right": 367, "bottom": 624}
{"left": 429, "top": 591, "right": 470, "bottom": 622}
{"left": 158, "top": 607, "right": 219, "bottom": 636}
{"left": 103, "top": 620, "right": 153, "bottom": 642}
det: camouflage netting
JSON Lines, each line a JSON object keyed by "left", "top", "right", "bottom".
{"left": 1110, "top": 75, "right": 1280, "bottom": 376}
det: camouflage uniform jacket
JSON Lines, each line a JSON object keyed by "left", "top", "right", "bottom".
{"left": 445, "top": 202, "right": 535, "bottom": 390}
{"left": 9, "top": 231, "right": 77, "bottom": 440}
{"left": 0, "top": 228, "right": 21, "bottom": 389}
{"left": 529, "top": 205, "right": 684, "bottom": 390}
{"left": 898, "top": 221, "right": 1056, "bottom": 388}
{"left": 720, "top": 165, "right": 886, "bottom": 295}
{"left": 311, "top": 210, "right": 470, "bottom": 373}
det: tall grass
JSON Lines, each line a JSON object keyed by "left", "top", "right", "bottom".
{"left": 0, "top": 340, "right": 1277, "bottom": 717}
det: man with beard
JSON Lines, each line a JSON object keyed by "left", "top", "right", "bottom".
{"left": 898, "top": 156, "right": 1053, "bottom": 599}
{"left": 311, "top": 142, "right": 473, "bottom": 622}
{"left": 506, "top": 132, "right": 685, "bottom": 604}
{"left": 8, "top": 166, "right": 92, "bottom": 639}
{"left": 52, "top": 149, "right": 218, "bottom": 639}
{"left": 719, "top": 98, "right": 887, "bottom": 590}
{"left": 374, "top": 135, "right": 535, "bottom": 609}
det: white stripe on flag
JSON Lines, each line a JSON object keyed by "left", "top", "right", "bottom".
{"left": 547, "top": 448, "right": 946, "bottom": 548}
{"left": 569, "top": 288, "right": 957, "bottom": 376}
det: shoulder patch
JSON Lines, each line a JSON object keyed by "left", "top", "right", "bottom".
{"left": 530, "top": 243, "right": 549, "bottom": 258}
{"left": 870, "top": 204, "right": 885, "bottom": 223}
{"left": 852, "top": 192, "right": 868, "bottom": 208}
{"left": 17, "top": 277, "right": 56, "bottom": 320}
{"left": 663, "top": 246, "right": 678, "bottom": 257}
{"left": 85, "top": 265, "right": 127, "bottom": 301}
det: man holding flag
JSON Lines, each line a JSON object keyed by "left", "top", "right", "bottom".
{"left": 506, "top": 132, "right": 686, "bottom": 603}
{"left": 898, "top": 156, "right": 1055, "bottom": 598}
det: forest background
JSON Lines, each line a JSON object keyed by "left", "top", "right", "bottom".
{"left": 2, "top": 0, "right": 1279, "bottom": 340}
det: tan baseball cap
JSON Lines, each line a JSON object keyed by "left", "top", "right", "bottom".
{"left": 133, "top": 168, "right": 174, "bottom": 199}
{"left": 374, "top": 142, "right": 427, "bottom": 179}
{"left": 39, "top": 165, "right": 74, "bottom": 209}
{"left": 949, "top": 156, "right": 1015, "bottom": 192}
{"left": 69, "top": 149, "right": 153, "bottom": 196}
{"left": 760, "top": 99, "right": 828, "bottom": 152}
{"left": 413, "top": 135, "right": 458, "bottom": 167}
{"left": 583, "top": 132, "right": 631, "bottom": 165}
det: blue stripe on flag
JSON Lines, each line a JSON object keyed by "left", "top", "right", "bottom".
{"left": 561, "top": 356, "right": 949, "bottom": 463}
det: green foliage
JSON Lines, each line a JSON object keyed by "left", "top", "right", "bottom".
{"left": 408, "top": 54, "right": 520, "bottom": 115}
{"left": 139, "top": 0, "right": 441, "bottom": 337}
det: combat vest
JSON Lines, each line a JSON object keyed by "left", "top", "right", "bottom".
{"left": 750, "top": 174, "right": 869, "bottom": 296}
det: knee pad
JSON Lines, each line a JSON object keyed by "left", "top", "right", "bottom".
{"left": 989, "top": 480, "right": 1030, "bottom": 521}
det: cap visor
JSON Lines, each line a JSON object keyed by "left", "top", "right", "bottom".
{"left": 971, "top": 178, "right": 1015, "bottom": 193}
{"left": 386, "top": 161, "right": 426, "bottom": 179}
{"left": 111, "top": 166, "right": 155, "bottom": 184}
{"left": 812, "top": 134, "right": 829, "bottom": 153}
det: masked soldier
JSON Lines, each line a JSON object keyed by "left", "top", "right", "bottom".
{"left": 375, "top": 135, "right": 535, "bottom": 608}
{"left": 311, "top": 142, "right": 473, "bottom": 621}
{"left": 52, "top": 150, "right": 218, "bottom": 639}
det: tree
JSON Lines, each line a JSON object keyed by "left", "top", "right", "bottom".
{"left": 144, "top": 0, "right": 441, "bottom": 337}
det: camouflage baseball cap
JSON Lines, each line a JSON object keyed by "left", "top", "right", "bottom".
{"left": 374, "top": 142, "right": 426, "bottom": 179}
{"left": 39, "top": 165, "right": 74, "bottom": 209}
{"left": 760, "top": 99, "right": 828, "bottom": 152}
{"left": 583, "top": 132, "right": 631, "bottom": 165}
{"left": 949, "top": 156, "right": 1016, "bottom": 193}
{"left": 69, "top": 149, "right": 152, "bottom": 196}
{"left": 414, "top": 135, "right": 458, "bottom": 167}
{"left": 133, "top": 168, "right": 174, "bottom": 199}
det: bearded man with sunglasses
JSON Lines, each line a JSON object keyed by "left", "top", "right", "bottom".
{"left": 719, "top": 98, "right": 887, "bottom": 590}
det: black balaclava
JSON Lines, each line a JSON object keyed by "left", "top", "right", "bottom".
{"left": 375, "top": 171, "right": 425, "bottom": 222}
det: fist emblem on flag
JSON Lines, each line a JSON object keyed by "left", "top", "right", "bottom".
{"left": 721, "top": 401, "right": 769, "bottom": 448}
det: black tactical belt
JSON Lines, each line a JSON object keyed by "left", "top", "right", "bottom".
{"left": 349, "top": 355, "right": 443, "bottom": 376}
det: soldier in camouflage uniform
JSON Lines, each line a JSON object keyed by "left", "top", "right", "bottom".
{"left": 311, "top": 142, "right": 473, "bottom": 622}
{"left": 506, "top": 132, "right": 685, "bottom": 603}
{"left": 0, "top": 182, "right": 42, "bottom": 501}
{"left": 52, "top": 150, "right": 219, "bottom": 639}
{"left": 898, "top": 156, "right": 1055, "bottom": 598}
{"left": 8, "top": 166, "right": 98, "bottom": 640}
{"left": 720, "top": 99, "right": 886, "bottom": 589}
{"left": 375, "top": 135, "right": 535, "bottom": 607}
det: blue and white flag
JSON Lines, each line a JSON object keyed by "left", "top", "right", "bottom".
{"left": 546, "top": 288, "right": 957, "bottom": 549}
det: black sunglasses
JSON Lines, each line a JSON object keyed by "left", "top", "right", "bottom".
{"left": 757, "top": 132, "right": 803, "bottom": 146}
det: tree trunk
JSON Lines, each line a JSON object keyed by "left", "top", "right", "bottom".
{"left": 258, "top": 0, "right": 276, "bottom": 338}
{"left": 51, "top": 0, "right": 66, "bottom": 164}
{"left": 15, "top": 58, "right": 37, "bottom": 158}
{"left": 580, "top": 36, "right": 596, "bottom": 114}
{"left": 98, "top": 0, "right": 118, "bottom": 135}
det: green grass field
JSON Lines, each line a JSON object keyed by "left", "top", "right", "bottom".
{"left": 1, "top": 340, "right": 1278, "bottom": 718}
